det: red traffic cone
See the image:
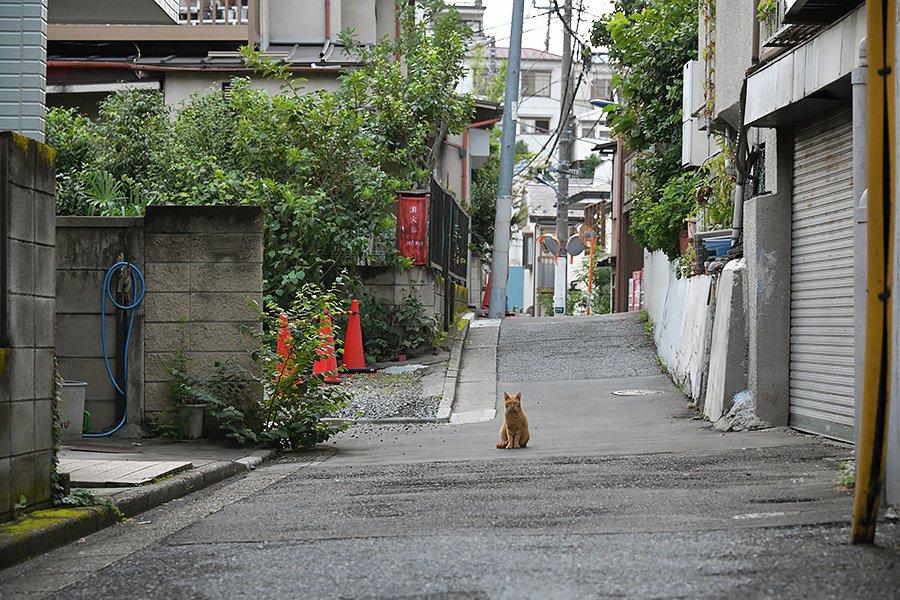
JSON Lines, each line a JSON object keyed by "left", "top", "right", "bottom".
{"left": 482, "top": 272, "right": 491, "bottom": 310}
{"left": 313, "top": 311, "right": 342, "bottom": 384}
{"left": 342, "top": 300, "right": 376, "bottom": 374}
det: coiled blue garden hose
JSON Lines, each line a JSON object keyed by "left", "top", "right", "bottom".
{"left": 83, "top": 261, "right": 145, "bottom": 437}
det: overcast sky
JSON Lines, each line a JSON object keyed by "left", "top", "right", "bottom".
{"left": 454, "top": 0, "right": 614, "bottom": 56}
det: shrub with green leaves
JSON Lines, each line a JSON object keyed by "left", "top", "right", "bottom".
{"left": 357, "top": 288, "right": 438, "bottom": 360}
{"left": 204, "top": 282, "right": 354, "bottom": 449}
{"left": 630, "top": 170, "right": 702, "bottom": 260}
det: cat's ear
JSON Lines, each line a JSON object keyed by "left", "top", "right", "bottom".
{"left": 504, "top": 392, "right": 510, "bottom": 400}
{"left": 515, "top": 392, "right": 522, "bottom": 400}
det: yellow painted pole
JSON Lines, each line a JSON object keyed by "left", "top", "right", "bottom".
{"left": 852, "top": 0, "right": 896, "bottom": 544}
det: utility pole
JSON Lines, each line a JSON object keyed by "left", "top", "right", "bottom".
{"left": 487, "top": 0, "right": 524, "bottom": 319}
{"left": 553, "top": 0, "right": 574, "bottom": 315}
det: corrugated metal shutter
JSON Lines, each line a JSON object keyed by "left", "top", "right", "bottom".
{"left": 790, "top": 107, "right": 854, "bottom": 442}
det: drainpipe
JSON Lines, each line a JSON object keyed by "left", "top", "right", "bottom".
{"left": 732, "top": 78, "right": 759, "bottom": 248}
{"left": 751, "top": 4, "right": 760, "bottom": 66}
{"left": 260, "top": 0, "right": 270, "bottom": 51}
{"left": 852, "top": 38, "right": 868, "bottom": 467}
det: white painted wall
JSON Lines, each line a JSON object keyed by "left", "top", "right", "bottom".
{"left": 704, "top": 259, "right": 747, "bottom": 421}
{"left": 643, "top": 250, "right": 713, "bottom": 400}
{"left": 163, "top": 71, "right": 342, "bottom": 110}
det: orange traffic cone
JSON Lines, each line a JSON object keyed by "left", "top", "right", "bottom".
{"left": 275, "top": 312, "right": 297, "bottom": 380}
{"left": 277, "top": 312, "right": 291, "bottom": 359}
{"left": 342, "top": 300, "right": 376, "bottom": 374}
{"left": 313, "top": 311, "right": 342, "bottom": 384}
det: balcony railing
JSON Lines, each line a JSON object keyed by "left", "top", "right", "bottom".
{"left": 761, "top": 0, "right": 824, "bottom": 49}
{"left": 179, "top": 0, "right": 250, "bottom": 25}
{"left": 49, "top": 0, "right": 258, "bottom": 43}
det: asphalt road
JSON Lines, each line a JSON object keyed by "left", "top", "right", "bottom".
{"left": 2, "top": 313, "right": 899, "bottom": 599}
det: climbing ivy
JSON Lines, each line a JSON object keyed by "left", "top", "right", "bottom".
{"left": 592, "top": 0, "right": 699, "bottom": 261}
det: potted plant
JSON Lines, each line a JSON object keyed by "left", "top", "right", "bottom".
{"left": 166, "top": 348, "right": 214, "bottom": 439}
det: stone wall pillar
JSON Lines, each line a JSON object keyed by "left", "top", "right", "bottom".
{"left": 142, "top": 206, "right": 263, "bottom": 430}
{"left": 744, "top": 129, "right": 791, "bottom": 425}
{"left": 0, "top": 132, "right": 56, "bottom": 521}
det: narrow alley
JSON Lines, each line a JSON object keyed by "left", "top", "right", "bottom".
{"left": 1, "top": 313, "right": 898, "bottom": 599}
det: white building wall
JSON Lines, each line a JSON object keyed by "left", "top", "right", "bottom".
{"left": 163, "top": 71, "right": 343, "bottom": 110}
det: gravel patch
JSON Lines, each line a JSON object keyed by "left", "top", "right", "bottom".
{"left": 331, "top": 358, "right": 446, "bottom": 421}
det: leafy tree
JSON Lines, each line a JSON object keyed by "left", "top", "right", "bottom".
{"left": 339, "top": 0, "right": 475, "bottom": 188}
{"left": 46, "top": 93, "right": 160, "bottom": 217}
{"left": 567, "top": 259, "right": 612, "bottom": 315}
{"left": 46, "top": 107, "right": 96, "bottom": 176}
{"left": 592, "top": 0, "right": 698, "bottom": 260}
{"left": 48, "top": 0, "right": 476, "bottom": 309}
{"left": 468, "top": 44, "right": 507, "bottom": 102}
{"left": 92, "top": 88, "right": 172, "bottom": 184}
{"left": 628, "top": 170, "right": 701, "bottom": 257}
{"left": 580, "top": 153, "right": 603, "bottom": 178}
{"left": 46, "top": 107, "right": 97, "bottom": 215}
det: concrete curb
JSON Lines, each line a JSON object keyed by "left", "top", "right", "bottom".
{"left": 436, "top": 312, "right": 473, "bottom": 421}
{"left": 0, "top": 449, "right": 276, "bottom": 570}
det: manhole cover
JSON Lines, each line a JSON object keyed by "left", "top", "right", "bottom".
{"left": 611, "top": 389, "right": 665, "bottom": 396}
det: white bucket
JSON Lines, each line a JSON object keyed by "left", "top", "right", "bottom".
{"left": 60, "top": 381, "right": 87, "bottom": 441}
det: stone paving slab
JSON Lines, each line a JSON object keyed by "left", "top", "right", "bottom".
{"left": 59, "top": 459, "right": 193, "bottom": 487}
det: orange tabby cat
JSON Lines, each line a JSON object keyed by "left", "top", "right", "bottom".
{"left": 496, "top": 392, "right": 530, "bottom": 449}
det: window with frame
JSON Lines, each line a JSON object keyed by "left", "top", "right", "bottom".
{"left": 521, "top": 71, "right": 552, "bottom": 97}
{"left": 591, "top": 78, "right": 612, "bottom": 100}
{"left": 523, "top": 232, "right": 534, "bottom": 268}
{"left": 537, "top": 256, "right": 555, "bottom": 289}
{"left": 520, "top": 118, "right": 551, "bottom": 135}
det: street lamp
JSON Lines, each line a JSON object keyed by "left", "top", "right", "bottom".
{"left": 589, "top": 99, "right": 618, "bottom": 109}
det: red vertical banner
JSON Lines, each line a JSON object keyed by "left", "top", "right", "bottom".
{"left": 397, "top": 193, "right": 428, "bottom": 265}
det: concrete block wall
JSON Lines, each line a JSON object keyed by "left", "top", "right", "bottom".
{"left": 142, "top": 206, "right": 263, "bottom": 429}
{"left": 360, "top": 265, "right": 443, "bottom": 324}
{"left": 55, "top": 217, "right": 144, "bottom": 433}
{"left": 1, "top": 132, "right": 56, "bottom": 521}
{"left": 358, "top": 264, "right": 472, "bottom": 331}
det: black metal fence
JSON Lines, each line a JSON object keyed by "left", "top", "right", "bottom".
{"left": 428, "top": 179, "right": 469, "bottom": 282}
